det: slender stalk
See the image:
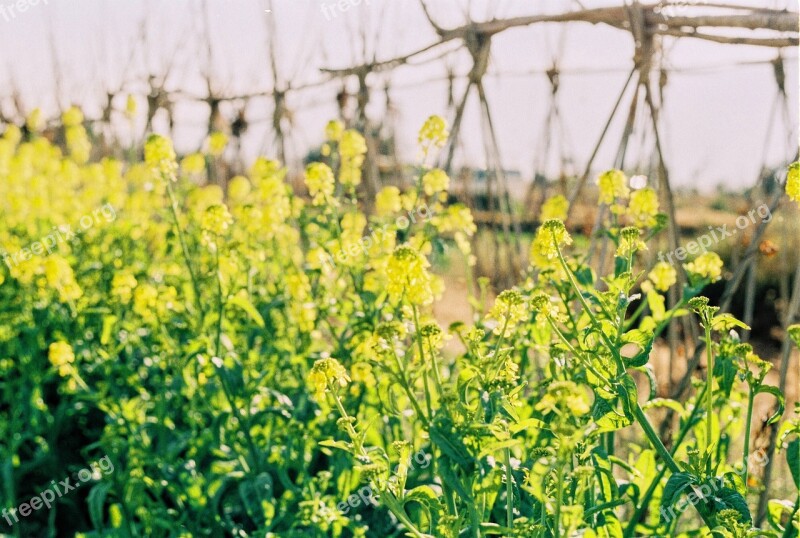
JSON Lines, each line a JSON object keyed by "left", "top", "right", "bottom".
{"left": 389, "top": 349, "right": 429, "bottom": 427}
{"left": 504, "top": 446, "right": 514, "bottom": 528}
{"left": 623, "top": 385, "right": 707, "bottom": 538}
{"left": 412, "top": 305, "right": 435, "bottom": 419}
{"left": 328, "top": 384, "right": 427, "bottom": 538}
{"left": 164, "top": 181, "right": 203, "bottom": 317}
{"left": 703, "top": 323, "right": 714, "bottom": 451}
{"left": 554, "top": 463, "right": 564, "bottom": 538}
{"left": 742, "top": 386, "right": 755, "bottom": 488}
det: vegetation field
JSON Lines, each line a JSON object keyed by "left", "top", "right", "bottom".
{"left": 0, "top": 113, "right": 799, "bottom": 537}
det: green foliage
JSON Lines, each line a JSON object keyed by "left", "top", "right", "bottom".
{"left": 0, "top": 119, "right": 796, "bottom": 537}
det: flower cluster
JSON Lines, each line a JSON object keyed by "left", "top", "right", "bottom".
{"left": 308, "top": 358, "right": 350, "bottom": 395}
{"left": 685, "top": 251, "right": 723, "bottom": 283}
{"left": 338, "top": 130, "right": 367, "bottom": 187}
{"left": 383, "top": 245, "right": 434, "bottom": 306}
{"left": 144, "top": 134, "right": 178, "bottom": 181}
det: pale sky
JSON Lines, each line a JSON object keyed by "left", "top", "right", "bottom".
{"left": 0, "top": 0, "right": 797, "bottom": 190}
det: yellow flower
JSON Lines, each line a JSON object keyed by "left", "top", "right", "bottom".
{"left": 648, "top": 261, "right": 676, "bottom": 292}
{"left": 133, "top": 284, "right": 159, "bottom": 320}
{"left": 422, "top": 168, "right": 449, "bottom": 196}
{"left": 305, "top": 162, "right": 335, "bottom": 205}
{"left": 384, "top": 245, "right": 433, "bottom": 306}
{"left": 44, "top": 256, "right": 82, "bottom": 302}
{"left": 487, "top": 290, "right": 527, "bottom": 336}
{"left": 685, "top": 252, "right": 723, "bottom": 283}
{"left": 433, "top": 204, "right": 476, "bottom": 236}
{"left": 125, "top": 95, "right": 138, "bottom": 119}
{"left": 339, "top": 130, "right": 367, "bottom": 187}
{"left": 535, "top": 381, "right": 591, "bottom": 417}
{"left": 111, "top": 272, "right": 138, "bottom": 304}
{"left": 48, "top": 342, "right": 75, "bottom": 377}
{"left": 65, "top": 126, "right": 91, "bottom": 164}
{"left": 62, "top": 106, "right": 84, "bottom": 127}
{"left": 787, "top": 161, "right": 800, "bottom": 203}
{"left": 530, "top": 219, "right": 572, "bottom": 271}
{"left": 597, "top": 169, "right": 629, "bottom": 205}
{"left": 616, "top": 226, "right": 646, "bottom": 257}
{"left": 627, "top": 187, "right": 659, "bottom": 227}
{"left": 227, "top": 175, "right": 251, "bottom": 202}
{"left": 26, "top": 108, "right": 43, "bottom": 133}
{"left": 540, "top": 195, "right": 569, "bottom": 221}
{"left": 181, "top": 153, "right": 206, "bottom": 175}
{"left": 308, "top": 358, "right": 350, "bottom": 395}
{"left": 201, "top": 204, "right": 233, "bottom": 247}
{"left": 144, "top": 134, "right": 178, "bottom": 181}
{"left": 418, "top": 115, "right": 448, "bottom": 154}
{"left": 206, "top": 131, "right": 228, "bottom": 157}
{"left": 325, "top": 119, "right": 344, "bottom": 142}
{"left": 375, "top": 186, "right": 402, "bottom": 216}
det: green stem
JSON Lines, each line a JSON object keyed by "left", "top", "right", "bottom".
{"left": 329, "top": 386, "right": 427, "bottom": 538}
{"left": 553, "top": 237, "right": 625, "bottom": 373}
{"left": 390, "top": 349, "right": 430, "bottom": 427}
{"left": 632, "top": 404, "right": 716, "bottom": 530}
{"left": 554, "top": 463, "right": 564, "bottom": 538}
{"left": 546, "top": 317, "right": 612, "bottom": 387}
{"left": 743, "top": 386, "right": 755, "bottom": 488}
{"left": 412, "top": 305, "right": 435, "bottom": 419}
{"left": 504, "top": 446, "right": 514, "bottom": 528}
{"left": 623, "top": 385, "right": 707, "bottom": 538}
{"left": 704, "top": 324, "right": 714, "bottom": 452}
{"left": 164, "top": 181, "right": 203, "bottom": 317}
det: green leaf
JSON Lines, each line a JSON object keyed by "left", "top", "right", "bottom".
{"left": 756, "top": 385, "right": 785, "bottom": 425}
{"left": 575, "top": 265, "right": 595, "bottom": 286}
{"left": 620, "top": 329, "right": 654, "bottom": 367}
{"left": 632, "top": 365, "right": 657, "bottom": 401}
{"left": 594, "top": 512, "right": 624, "bottom": 538}
{"left": 87, "top": 481, "right": 113, "bottom": 530}
{"left": 591, "top": 447, "right": 617, "bottom": 502}
{"left": 713, "top": 487, "right": 752, "bottom": 523}
{"left": 438, "top": 459, "right": 473, "bottom": 501}
{"left": 642, "top": 398, "right": 686, "bottom": 418}
{"left": 319, "top": 439, "right": 353, "bottom": 453}
{"left": 766, "top": 499, "right": 795, "bottom": 531}
{"left": 711, "top": 313, "right": 750, "bottom": 332}
{"left": 786, "top": 438, "right": 799, "bottom": 490}
{"left": 404, "top": 485, "right": 439, "bottom": 506}
{"left": 592, "top": 396, "right": 633, "bottom": 433}
{"left": 478, "top": 439, "right": 522, "bottom": 460}
{"left": 227, "top": 293, "right": 265, "bottom": 328}
{"left": 429, "top": 424, "right": 473, "bottom": 467}
{"left": 660, "top": 472, "right": 696, "bottom": 518}
{"left": 509, "top": 417, "right": 547, "bottom": 434}
{"left": 615, "top": 374, "right": 639, "bottom": 421}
